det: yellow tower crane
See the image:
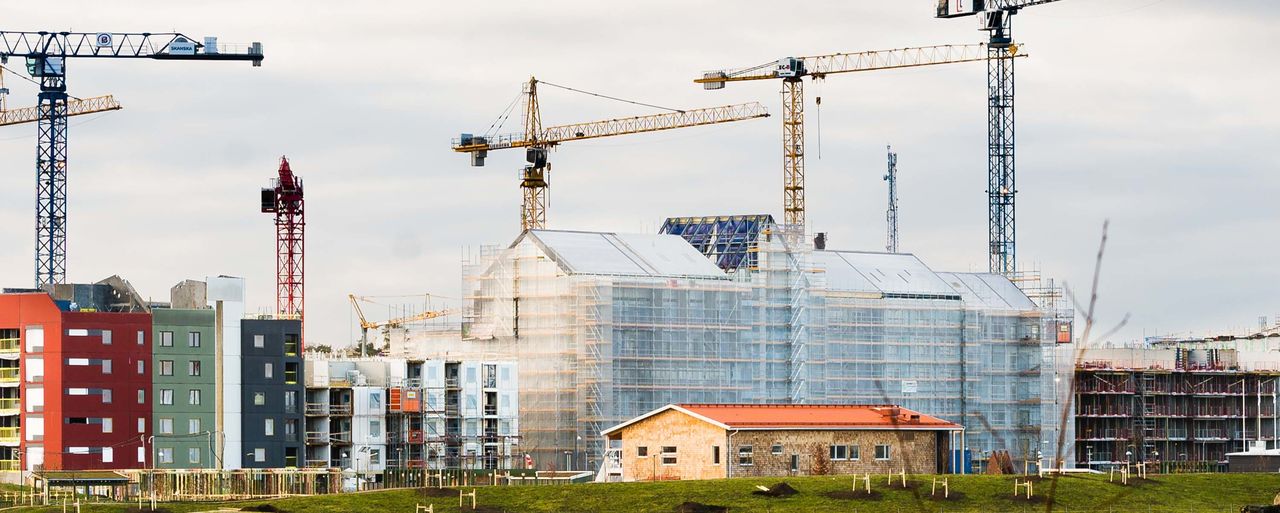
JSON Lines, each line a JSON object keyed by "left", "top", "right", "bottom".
{"left": 0, "top": 67, "right": 121, "bottom": 127}
{"left": 349, "top": 294, "right": 456, "bottom": 356}
{"left": 453, "top": 77, "right": 770, "bottom": 231}
{"left": 696, "top": 44, "right": 1019, "bottom": 237}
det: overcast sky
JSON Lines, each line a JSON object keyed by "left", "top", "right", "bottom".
{"left": 2, "top": 1, "right": 1277, "bottom": 345}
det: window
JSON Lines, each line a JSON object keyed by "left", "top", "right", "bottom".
{"left": 138, "top": 447, "right": 145, "bottom": 463}
{"left": 103, "top": 389, "right": 112, "bottom": 404}
{"left": 188, "top": 361, "right": 201, "bottom": 376}
{"left": 159, "top": 331, "right": 173, "bottom": 347}
{"left": 369, "top": 419, "right": 382, "bottom": 438}
{"left": 102, "top": 331, "right": 112, "bottom": 345}
{"left": 875, "top": 444, "right": 891, "bottom": 461}
{"left": 156, "top": 447, "right": 173, "bottom": 464}
{"left": 370, "top": 448, "right": 381, "bottom": 465}
{"left": 738, "top": 446, "right": 754, "bottom": 466}
{"left": 159, "top": 389, "right": 173, "bottom": 405}
{"left": 102, "top": 418, "right": 112, "bottom": 433}
{"left": 849, "top": 445, "right": 860, "bottom": 460}
{"left": 101, "top": 359, "right": 111, "bottom": 374}
{"left": 264, "top": 418, "right": 275, "bottom": 436}
{"left": 713, "top": 446, "right": 721, "bottom": 465}
{"left": 159, "top": 360, "right": 174, "bottom": 376}
{"left": 137, "top": 417, "right": 145, "bottom": 434}
{"left": 254, "top": 448, "right": 266, "bottom": 462}
{"left": 137, "top": 360, "right": 144, "bottom": 374}
{"left": 771, "top": 444, "right": 783, "bottom": 455}
{"left": 660, "top": 446, "right": 677, "bottom": 466}
{"left": 264, "top": 363, "right": 273, "bottom": 379}
{"left": 254, "top": 392, "right": 265, "bottom": 406}
{"left": 188, "top": 332, "right": 201, "bottom": 348}
{"left": 159, "top": 418, "right": 173, "bottom": 434}
{"left": 134, "top": 330, "right": 142, "bottom": 345}
{"left": 830, "top": 445, "right": 848, "bottom": 461}
{"left": 284, "top": 391, "right": 297, "bottom": 413}
{"left": 188, "top": 389, "right": 201, "bottom": 405}
{"left": 369, "top": 391, "right": 382, "bottom": 409}
{"left": 188, "top": 447, "right": 200, "bottom": 464}
{"left": 637, "top": 446, "right": 648, "bottom": 457}
{"left": 188, "top": 418, "right": 201, "bottom": 434}
{"left": 103, "top": 447, "right": 113, "bottom": 463}
{"left": 253, "top": 335, "right": 265, "bottom": 348}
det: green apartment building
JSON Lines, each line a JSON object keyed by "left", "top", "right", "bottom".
{"left": 151, "top": 308, "right": 217, "bottom": 469}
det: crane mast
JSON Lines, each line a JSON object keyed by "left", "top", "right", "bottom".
{"left": 454, "top": 77, "right": 769, "bottom": 231}
{"left": 0, "top": 30, "right": 264, "bottom": 287}
{"left": 936, "top": 0, "right": 1061, "bottom": 276}
{"left": 885, "top": 145, "right": 898, "bottom": 254}
{"left": 262, "top": 157, "right": 304, "bottom": 341}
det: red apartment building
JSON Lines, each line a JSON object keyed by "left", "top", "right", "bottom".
{"left": 0, "top": 291, "right": 152, "bottom": 471}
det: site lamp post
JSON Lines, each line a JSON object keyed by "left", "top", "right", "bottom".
{"left": 575, "top": 435, "right": 582, "bottom": 472}
{"left": 1152, "top": 449, "right": 1160, "bottom": 474}
{"left": 563, "top": 450, "right": 572, "bottom": 472}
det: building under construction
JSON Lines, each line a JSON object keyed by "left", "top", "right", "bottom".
{"left": 445, "top": 215, "right": 1073, "bottom": 471}
{"left": 1075, "top": 338, "right": 1280, "bottom": 471}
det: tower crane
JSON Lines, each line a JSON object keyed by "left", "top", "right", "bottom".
{"left": 348, "top": 294, "right": 457, "bottom": 356}
{"left": 261, "top": 157, "right": 304, "bottom": 339}
{"left": 885, "top": 145, "right": 899, "bottom": 254}
{"left": 0, "top": 30, "right": 263, "bottom": 287}
{"left": 695, "top": 44, "right": 1014, "bottom": 239}
{"left": 453, "top": 77, "right": 769, "bottom": 231}
{"left": 937, "top": 0, "right": 1059, "bottom": 276}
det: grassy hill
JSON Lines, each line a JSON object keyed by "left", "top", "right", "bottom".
{"left": 10, "top": 473, "right": 1280, "bottom": 513}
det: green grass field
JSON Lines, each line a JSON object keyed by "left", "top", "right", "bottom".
{"left": 9, "top": 473, "right": 1280, "bottom": 513}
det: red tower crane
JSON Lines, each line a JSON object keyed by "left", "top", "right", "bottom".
{"left": 261, "top": 157, "right": 304, "bottom": 338}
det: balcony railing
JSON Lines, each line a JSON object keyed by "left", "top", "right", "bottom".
{"left": 0, "top": 398, "right": 17, "bottom": 414}
{"left": 305, "top": 403, "right": 327, "bottom": 415}
{"left": 330, "top": 404, "right": 352, "bottom": 415}
{"left": 305, "top": 432, "right": 327, "bottom": 444}
{"left": 0, "top": 338, "right": 18, "bottom": 353}
{"left": 484, "top": 406, "right": 498, "bottom": 416}
{"left": 0, "top": 459, "right": 17, "bottom": 471}
{"left": 0, "top": 427, "right": 18, "bottom": 444}
{"left": 305, "top": 459, "right": 328, "bottom": 468}
{"left": 0, "top": 369, "right": 18, "bottom": 384}
{"left": 330, "top": 432, "right": 352, "bottom": 444}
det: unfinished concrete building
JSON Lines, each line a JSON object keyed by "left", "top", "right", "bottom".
{"left": 1076, "top": 343, "right": 1280, "bottom": 471}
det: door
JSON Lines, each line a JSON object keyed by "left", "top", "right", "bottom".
{"left": 790, "top": 454, "right": 799, "bottom": 474}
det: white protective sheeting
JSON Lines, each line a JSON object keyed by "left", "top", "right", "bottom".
{"left": 815, "top": 250, "right": 956, "bottom": 296}
{"left": 937, "top": 272, "right": 1038, "bottom": 310}
{"left": 526, "top": 230, "right": 726, "bottom": 278}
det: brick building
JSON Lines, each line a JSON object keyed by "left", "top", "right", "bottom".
{"left": 599, "top": 404, "right": 962, "bottom": 482}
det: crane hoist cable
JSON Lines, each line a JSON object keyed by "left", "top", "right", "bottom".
{"left": 536, "top": 79, "right": 685, "bottom": 113}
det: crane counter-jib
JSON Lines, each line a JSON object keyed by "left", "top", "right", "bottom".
{"left": 451, "top": 102, "right": 770, "bottom": 153}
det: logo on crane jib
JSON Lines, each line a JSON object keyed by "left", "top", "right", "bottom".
{"left": 95, "top": 33, "right": 112, "bottom": 48}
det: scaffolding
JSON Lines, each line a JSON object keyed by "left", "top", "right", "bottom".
{"left": 460, "top": 226, "right": 1067, "bottom": 471}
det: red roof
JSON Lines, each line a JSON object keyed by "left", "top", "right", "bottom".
{"left": 676, "top": 404, "right": 961, "bottom": 430}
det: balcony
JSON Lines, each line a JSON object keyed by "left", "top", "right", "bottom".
{"left": 0, "top": 368, "right": 17, "bottom": 385}
{"left": 445, "top": 377, "right": 459, "bottom": 389}
{"left": 330, "top": 432, "right": 352, "bottom": 444}
{"left": 0, "top": 338, "right": 18, "bottom": 353}
{"left": 484, "top": 405, "right": 498, "bottom": 416}
{"left": 305, "top": 432, "right": 327, "bottom": 444}
{"left": 305, "top": 403, "right": 328, "bottom": 416}
{"left": 0, "top": 459, "right": 17, "bottom": 471}
{"left": 0, "top": 398, "right": 17, "bottom": 415}
{"left": 305, "top": 459, "right": 328, "bottom": 468}
{"left": 0, "top": 427, "right": 18, "bottom": 445}
{"left": 330, "top": 404, "right": 352, "bottom": 415}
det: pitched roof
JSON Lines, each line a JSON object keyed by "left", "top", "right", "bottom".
{"left": 602, "top": 403, "right": 962, "bottom": 435}
{"left": 520, "top": 230, "right": 728, "bottom": 279}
